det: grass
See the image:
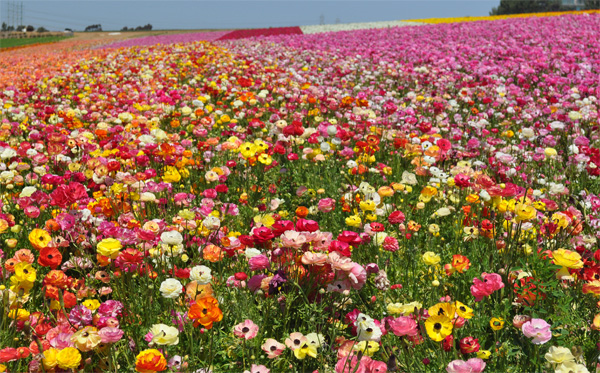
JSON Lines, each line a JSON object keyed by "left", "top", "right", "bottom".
{"left": 0, "top": 35, "right": 71, "bottom": 50}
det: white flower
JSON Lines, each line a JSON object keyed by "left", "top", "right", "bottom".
{"left": 161, "top": 231, "right": 183, "bottom": 245}
{"left": 305, "top": 333, "right": 325, "bottom": 347}
{"left": 19, "top": 186, "right": 37, "bottom": 198}
{"left": 202, "top": 216, "right": 220, "bottom": 230}
{"left": 159, "top": 278, "right": 183, "bottom": 299}
{"left": 150, "top": 324, "right": 180, "bottom": 345}
{"left": 245, "top": 248, "right": 261, "bottom": 259}
{"left": 544, "top": 346, "right": 574, "bottom": 365}
{"left": 190, "top": 265, "right": 212, "bottom": 284}
{"left": 555, "top": 361, "right": 589, "bottom": 373}
{"left": 354, "top": 313, "right": 382, "bottom": 342}
{"left": 401, "top": 171, "right": 418, "bottom": 185}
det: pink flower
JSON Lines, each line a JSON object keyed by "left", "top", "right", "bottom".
{"left": 284, "top": 332, "right": 306, "bottom": 350}
{"left": 98, "top": 327, "right": 124, "bottom": 343}
{"left": 318, "top": 198, "right": 336, "bottom": 213}
{"left": 335, "top": 354, "right": 372, "bottom": 373}
{"left": 470, "top": 273, "right": 504, "bottom": 301}
{"left": 522, "top": 318, "right": 552, "bottom": 344}
{"left": 446, "top": 358, "right": 486, "bottom": 373}
{"left": 244, "top": 364, "right": 270, "bottom": 373}
{"left": 387, "top": 316, "right": 418, "bottom": 337}
{"left": 381, "top": 236, "right": 399, "bottom": 252}
{"left": 369, "top": 360, "right": 388, "bottom": 373}
{"left": 248, "top": 255, "right": 270, "bottom": 271}
{"left": 348, "top": 263, "right": 368, "bottom": 290}
{"left": 261, "top": 338, "right": 285, "bottom": 359}
{"left": 233, "top": 319, "right": 259, "bottom": 340}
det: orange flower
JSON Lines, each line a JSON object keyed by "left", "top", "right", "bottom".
{"left": 44, "top": 270, "right": 68, "bottom": 288}
{"left": 451, "top": 255, "right": 471, "bottom": 274}
{"left": 13, "top": 249, "right": 35, "bottom": 264}
{"left": 203, "top": 244, "right": 223, "bottom": 263}
{"left": 135, "top": 349, "right": 167, "bottom": 373}
{"left": 583, "top": 280, "right": 600, "bottom": 297}
{"left": 188, "top": 296, "right": 223, "bottom": 329}
{"left": 295, "top": 206, "right": 309, "bottom": 218}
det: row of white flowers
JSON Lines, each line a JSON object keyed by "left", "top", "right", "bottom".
{"left": 299, "top": 20, "right": 424, "bottom": 34}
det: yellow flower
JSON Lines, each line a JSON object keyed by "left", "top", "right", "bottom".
{"left": 42, "top": 348, "right": 59, "bottom": 370}
{"left": 454, "top": 301, "right": 473, "bottom": 319}
{"left": 422, "top": 251, "right": 440, "bottom": 266}
{"left": 71, "top": 326, "right": 102, "bottom": 352}
{"left": 162, "top": 167, "right": 181, "bottom": 183}
{"left": 490, "top": 317, "right": 505, "bottom": 331}
{"left": 97, "top": 238, "right": 122, "bottom": 259}
{"left": 477, "top": 350, "right": 492, "bottom": 360}
{"left": 428, "top": 303, "right": 456, "bottom": 318}
{"left": 552, "top": 248, "right": 583, "bottom": 269}
{"left": 7, "top": 308, "right": 30, "bottom": 321}
{"left": 544, "top": 147, "right": 557, "bottom": 157}
{"left": 345, "top": 215, "right": 362, "bottom": 228}
{"left": 257, "top": 153, "right": 272, "bottom": 165}
{"left": 253, "top": 214, "right": 275, "bottom": 228}
{"left": 387, "top": 301, "right": 422, "bottom": 315}
{"left": 293, "top": 343, "right": 318, "bottom": 359}
{"left": 83, "top": 299, "right": 101, "bottom": 311}
{"left": 28, "top": 228, "right": 51, "bottom": 250}
{"left": 514, "top": 203, "right": 536, "bottom": 222}
{"left": 353, "top": 341, "right": 380, "bottom": 356}
{"left": 14, "top": 262, "right": 36, "bottom": 283}
{"left": 56, "top": 347, "right": 82, "bottom": 369}
{"left": 424, "top": 314, "right": 453, "bottom": 341}
{"left": 359, "top": 200, "right": 376, "bottom": 211}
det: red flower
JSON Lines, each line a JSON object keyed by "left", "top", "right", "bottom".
{"left": 459, "top": 336, "right": 480, "bottom": 354}
{"left": 38, "top": 247, "right": 62, "bottom": 269}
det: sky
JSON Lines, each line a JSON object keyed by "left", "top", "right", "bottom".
{"left": 2, "top": 0, "right": 501, "bottom": 31}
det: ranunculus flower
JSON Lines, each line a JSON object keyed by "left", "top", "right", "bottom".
{"left": 233, "top": 319, "right": 259, "bottom": 340}
{"left": 261, "top": 338, "right": 286, "bottom": 358}
{"left": 149, "top": 324, "right": 180, "bottom": 346}
{"left": 159, "top": 278, "right": 183, "bottom": 299}
{"left": 545, "top": 346, "right": 575, "bottom": 365}
{"left": 446, "top": 358, "right": 486, "bottom": 373}
{"left": 459, "top": 336, "right": 480, "bottom": 354}
{"left": 248, "top": 254, "right": 270, "bottom": 271}
{"left": 522, "top": 318, "right": 552, "bottom": 344}
{"left": 387, "top": 316, "right": 418, "bottom": 337}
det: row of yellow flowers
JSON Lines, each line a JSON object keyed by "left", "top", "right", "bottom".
{"left": 407, "top": 9, "right": 600, "bottom": 24}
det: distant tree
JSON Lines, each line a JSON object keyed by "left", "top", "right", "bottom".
{"left": 1, "top": 22, "right": 7, "bottom": 32}
{"left": 84, "top": 24, "right": 102, "bottom": 32}
{"left": 37, "top": 26, "right": 48, "bottom": 33}
{"left": 26, "top": 25, "right": 34, "bottom": 32}
{"left": 585, "top": 0, "right": 600, "bottom": 8}
{"left": 490, "top": 0, "right": 566, "bottom": 15}
{"left": 121, "top": 26, "right": 129, "bottom": 31}
{"left": 16, "top": 25, "right": 25, "bottom": 32}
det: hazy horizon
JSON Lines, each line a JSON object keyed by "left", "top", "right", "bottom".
{"left": 1, "top": 0, "right": 500, "bottom": 31}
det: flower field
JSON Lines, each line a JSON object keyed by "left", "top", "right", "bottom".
{"left": 1, "top": 11, "right": 600, "bottom": 373}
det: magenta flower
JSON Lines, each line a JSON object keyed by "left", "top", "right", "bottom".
{"left": 446, "top": 358, "right": 486, "bottom": 373}
{"left": 470, "top": 273, "right": 504, "bottom": 301}
{"left": 522, "top": 318, "right": 552, "bottom": 344}
{"left": 233, "top": 319, "right": 259, "bottom": 340}
{"left": 248, "top": 254, "right": 270, "bottom": 271}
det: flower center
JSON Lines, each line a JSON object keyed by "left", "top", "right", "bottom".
{"left": 242, "top": 327, "right": 249, "bottom": 333}
{"left": 434, "top": 323, "right": 442, "bottom": 330}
